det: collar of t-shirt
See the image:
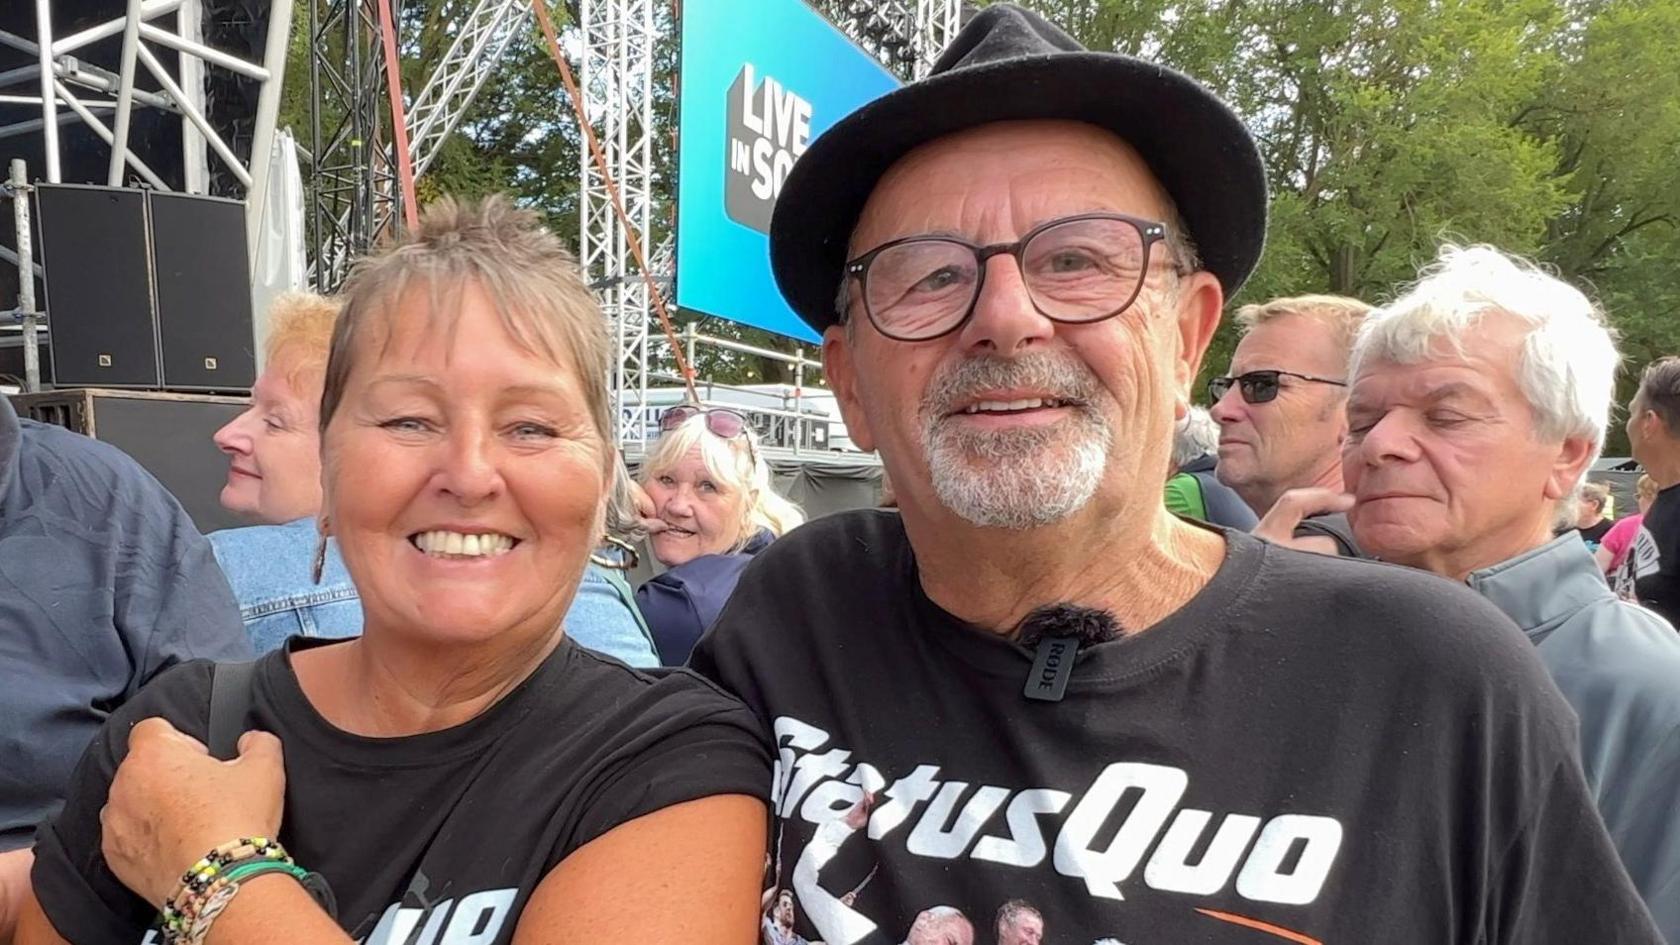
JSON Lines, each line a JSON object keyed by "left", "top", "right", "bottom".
{"left": 903, "top": 524, "right": 1268, "bottom": 692}
{"left": 266, "top": 635, "right": 575, "bottom": 768}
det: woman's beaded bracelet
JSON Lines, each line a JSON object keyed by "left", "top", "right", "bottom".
{"left": 173, "top": 861, "right": 313, "bottom": 945}
{"left": 160, "top": 839, "right": 295, "bottom": 944}
{"left": 172, "top": 837, "right": 290, "bottom": 897}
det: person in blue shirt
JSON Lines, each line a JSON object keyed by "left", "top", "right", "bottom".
{"left": 0, "top": 394, "right": 249, "bottom": 938}
{"left": 636, "top": 405, "right": 805, "bottom": 665}
{"left": 207, "top": 293, "right": 658, "bottom": 666}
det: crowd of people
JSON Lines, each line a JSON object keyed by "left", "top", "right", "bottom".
{"left": 1, "top": 3, "right": 1677, "bottom": 944}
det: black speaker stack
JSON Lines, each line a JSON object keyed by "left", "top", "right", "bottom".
{"left": 1, "top": 0, "right": 269, "bottom": 392}
{"left": 33, "top": 183, "right": 256, "bottom": 393}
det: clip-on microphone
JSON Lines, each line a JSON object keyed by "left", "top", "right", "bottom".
{"left": 1016, "top": 604, "right": 1122, "bottom": 703}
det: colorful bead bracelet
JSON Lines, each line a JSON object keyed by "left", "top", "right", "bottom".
{"left": 159, "top": 838, "right": 325, "bottom": 945}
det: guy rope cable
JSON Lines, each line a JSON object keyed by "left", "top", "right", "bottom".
{"left": 530, "top": 0, "right": 699, "bottom": 402}
{"left": 374, "top": 0, "right": 421, "bottom": 231}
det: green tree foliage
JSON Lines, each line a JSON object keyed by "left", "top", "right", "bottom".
{"left": 283, "top": 0, "right": 1680, "bottom": 449}
{"left": 992, "top": 0, "right": 1680, "bottom": 453}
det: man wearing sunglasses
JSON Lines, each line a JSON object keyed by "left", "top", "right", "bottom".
{"left": 1208, "top": 295, "right": 1370, "bottom": 555}
{"left": 690, "top": 5, "right": 1659, "bottom": 944}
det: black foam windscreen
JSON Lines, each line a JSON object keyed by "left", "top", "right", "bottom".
{"left": 1015, "top": 603, "right": 1124, "bottom": 648}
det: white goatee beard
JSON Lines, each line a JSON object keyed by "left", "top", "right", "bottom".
{"left": 919, "top": 352, "right": 1113, "bottom": 530}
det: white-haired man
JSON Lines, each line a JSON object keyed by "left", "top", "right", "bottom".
{"left": 692, "top": 6, "right": 1660, "bottom": 944}
{"left": 993, "top": 900, "right": 1043, "bottom": 945}
{"left": 1211, "top": 294, "right": 1371, "bottom": 553}
{"left": 1342, "top": 243, "right": 1680, "bottom": 939}
{"left": 901, "top": 906, "right": 972, "bottom": 945}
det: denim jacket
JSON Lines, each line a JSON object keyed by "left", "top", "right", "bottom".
{"left": 208, "top": 518, "right": 360, "bottom": 654}
{"left": 209, "top": 517, "right": 659, "bottom": 667}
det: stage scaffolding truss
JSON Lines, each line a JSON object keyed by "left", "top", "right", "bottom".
{"left": 306, "top": 0, "right": 533, "bottom": 288}
{"left": 579, "top": 0, "right": 962, "bottom": 458}
{"left": 0, "top": 0, "right": 294, "bottom": 391}
{"left": 0, "top": 0, "right": 293, "bottom": 259}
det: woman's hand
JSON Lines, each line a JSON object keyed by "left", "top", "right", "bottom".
{"left": 1251, "top": 487, "right": 1356, "bottom": 555}
{"left": 628, "top": 480, "right": 668, "bottom": 535}
{"left": 100, "top": 720, "right": 287, "bottom": 910}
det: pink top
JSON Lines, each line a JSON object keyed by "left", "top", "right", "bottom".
{"left": 1599, "top": 513, "right": 1644, "bottom": 570}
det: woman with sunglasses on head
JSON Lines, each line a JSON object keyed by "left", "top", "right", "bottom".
{"left": 636, "top": 405, "right": 805, "bottom": 665}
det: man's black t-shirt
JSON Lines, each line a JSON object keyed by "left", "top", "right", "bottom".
{"left": 1633, "top": 484, "right": 1680, "bottom": 625}
{"left": 32, "top": 636, "right": 771, "bottom": 945}
{"left": 691, "top": 511, "right": 1661, "bottom": 945}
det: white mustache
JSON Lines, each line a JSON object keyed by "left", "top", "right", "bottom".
{"left": 922, "top": 352, "right": 1101, "bottom": 419}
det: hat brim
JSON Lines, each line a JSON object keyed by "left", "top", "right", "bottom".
{"left": 769, "top": 52, "right": 1267, "bottom": 334}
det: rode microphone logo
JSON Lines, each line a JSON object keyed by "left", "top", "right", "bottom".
{"left": 724, "top": 62, "right": 813, "bottom": 232}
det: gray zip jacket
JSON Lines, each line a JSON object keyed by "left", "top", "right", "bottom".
{"left": 1469, "top": 534, "right": 1680, "bottom": 941}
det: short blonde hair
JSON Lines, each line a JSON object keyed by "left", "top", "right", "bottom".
{"left": 263, "top": 292, "right": 340, "bottom": 395}
{"left": 1638, "top": 474, "right": 1659, "bottom": 501}
{"left": 1579, "top": 481, "right": 1610, "bottom": 510}
{"left": 1235, "top": 294, "right": 1373, "bottom": 356}
{"left": 639, "top": 413, "right": 805, "bottom": 552}
{"left": 320, "top": 196, "right": 611, "bottom": 445}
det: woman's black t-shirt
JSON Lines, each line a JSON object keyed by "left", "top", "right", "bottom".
{"left": 32, "top": 636, "right": 772, "bottom": 944}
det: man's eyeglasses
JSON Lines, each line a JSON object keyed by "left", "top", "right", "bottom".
{"left": 841, "top": 212, "right": 1183, "bottom": 342}
{"left": 1208, "top": 370, "right": 1347, "bottom": 405}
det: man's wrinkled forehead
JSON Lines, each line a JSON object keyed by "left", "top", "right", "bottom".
{"left": 847, "top": 119, "right": 1178, "bottom": 254}
{"left": 1347, "top": 358, "right": 1503, "bottom": 420}
{"left": 1231, "top": 314, "right": 1349, "bottom": 376}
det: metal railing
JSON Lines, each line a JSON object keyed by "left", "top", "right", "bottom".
{"left": 620, "top": 322, "right": 871, "bottom": 464}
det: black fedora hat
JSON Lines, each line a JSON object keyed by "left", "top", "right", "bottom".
{"left": 769, "top": 3, "right": 1267, "bottom": 335}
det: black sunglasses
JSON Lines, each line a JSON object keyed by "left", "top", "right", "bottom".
{"left": 1208, "top": 370, "right": 1347, "bottom": 405}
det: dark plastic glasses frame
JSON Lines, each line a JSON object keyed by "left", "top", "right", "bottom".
{"left": 840, "top": 212, "right": 1179, "bottom": 342}
{"left": 1208, "top": 370, "right": 1347, "bottom": 405}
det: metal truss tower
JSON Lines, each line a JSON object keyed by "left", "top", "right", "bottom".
{"left": 578, "top": 0, "right": 658, "bottom": 443}
{"left": 305, "top": 0, "right": 398, "bottom": 289}
{"left": 910, "top": 0, "right": 963, "bottom": 77}
{"left": 822, "top": 0, "right": 962, "bottom": 79}
{"left": 0, "top": 0, "right": 294, "bottom": 390}
{"left": 0, "top": 0, "right": 295, "bottom": 257}
{"left": 307, "top": 0, "right": 531, "bottom": 289}
{"left": 406, "top": 0, "right": 531, "bottom": 178}
{"left": 581, "top": 0, "right": 961, "bottom": 449}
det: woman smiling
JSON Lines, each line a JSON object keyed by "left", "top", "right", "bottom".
{"left": 635, "top": 406, "right": 804, "bottom": 664}
{"left": 19, "top": 198, "right": 769, "bottom": 945}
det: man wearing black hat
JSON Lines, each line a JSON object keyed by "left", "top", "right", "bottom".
{"left": 691, "top": 5, "right": 1661, "bottom": 944}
